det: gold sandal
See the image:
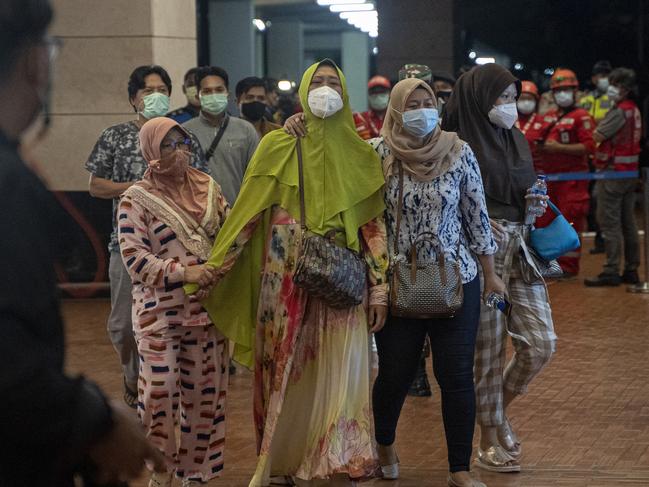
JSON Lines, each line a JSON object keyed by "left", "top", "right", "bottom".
{"left": 447, "top": 473, "right": 487, "bottom": 486}
{"left": 498, "top": 417, "right": 522, "bottom": 459}
{"left": 474, "top": 445, "right": 521, "bottom": 473}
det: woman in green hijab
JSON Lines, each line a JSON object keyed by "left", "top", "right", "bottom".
{"left": 194, "top": 60, "right": 389, "bottom": 486}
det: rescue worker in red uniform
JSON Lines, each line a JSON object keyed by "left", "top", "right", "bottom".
{"left": 538, "top": 69, "right": 596, "bottom": 276}
{"left": 516, "top": 80, "right": 555, "bottom": 173}
{"left": 585, "top": 68, "right": 642, "bottom": 286}
{"left": 353, "top": 75, "right": 391, "bottom": 139}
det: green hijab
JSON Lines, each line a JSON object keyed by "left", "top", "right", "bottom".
{"left": 192, "top": 60, "right": 385, "bottom": 368}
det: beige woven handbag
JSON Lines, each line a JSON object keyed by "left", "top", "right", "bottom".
{"left": 389, "top": 163, "right": 464, "bottom": 319}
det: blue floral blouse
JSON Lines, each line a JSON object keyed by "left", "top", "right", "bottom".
{"left": 370, "top": 137, "right": 497, "bottom": 284}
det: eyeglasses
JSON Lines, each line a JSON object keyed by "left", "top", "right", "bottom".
{"left": 43, "top": 36, "right": 63, "bottom": 63}
{"left": 161, "top": 138, "right": 191, "bottom": 150}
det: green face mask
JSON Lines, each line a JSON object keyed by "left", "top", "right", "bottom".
{"left": 185, "top": 86, "right": 198, "bottom": 103}
{"left": 368, "top": 93, "right": 390, "bottom": 111}
{"left": 140, "top": 92, "right": 170, "bottom": 119}
{"left": 200, "top": 93, "right": 229, "bottom": 115}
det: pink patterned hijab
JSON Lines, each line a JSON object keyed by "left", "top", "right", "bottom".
{"left": 137, "top": 117, "right": 211, "bottom": 224}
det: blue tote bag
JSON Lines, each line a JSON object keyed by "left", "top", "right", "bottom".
{"left": 530, "top": 201, "right": 581, "bottom": 261}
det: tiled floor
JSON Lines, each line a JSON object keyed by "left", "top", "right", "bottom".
{"left": 63, "top": 237, "right": 649, "bottom": 487}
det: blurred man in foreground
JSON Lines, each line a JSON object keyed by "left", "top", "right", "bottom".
{"left": 0, "top": 1, "right": 165, "bottom": 485}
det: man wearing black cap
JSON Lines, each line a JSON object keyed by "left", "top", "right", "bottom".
{"left": 580, "top": 60, "right": 613, "bottom": 123}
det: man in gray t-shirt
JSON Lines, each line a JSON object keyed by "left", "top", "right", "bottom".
{"left": 184, "top": 66, "right": 259, "bottom": 207}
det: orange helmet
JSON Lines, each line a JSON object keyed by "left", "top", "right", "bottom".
{"left": 368, "top": 75, "right": 391, "bottom": 90}
{"left": 550, "top": 69, "right": 579, "bottom": 89}
{"left": 521, "top": 80, "right": 539, "bottom": 99}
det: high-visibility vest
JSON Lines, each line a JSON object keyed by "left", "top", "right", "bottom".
{"left": 595, "top": 99, "right": 642, "bottom": 173}
{"left": 579, "top": 92, "right": 613, "bottom": 123}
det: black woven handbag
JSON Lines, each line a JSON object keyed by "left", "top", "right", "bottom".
{"left": 292, "top": 139, "right": 367, "bottom": 308}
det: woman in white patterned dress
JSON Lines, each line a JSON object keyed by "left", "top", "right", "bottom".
{"left": 370, "top": 78, "right": 504, "bottom": 487}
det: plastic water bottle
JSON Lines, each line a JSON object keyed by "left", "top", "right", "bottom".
{"left": 486, "top": 292, "right": 509, "bottom": 314}
{"left": 525, "top": 175, "right": 547, "bottom": 225}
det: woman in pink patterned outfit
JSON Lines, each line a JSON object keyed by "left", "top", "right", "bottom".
{"left": 118, "top": 117, "right": 228, "bottom": 487}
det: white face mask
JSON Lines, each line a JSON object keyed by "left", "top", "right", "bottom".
{"left": 368, "top": 93, "right": 390, "bottom": 111}
{"left": 607, "top": 85, "right": 621, "bottom": 102}
{"left": 488, "top": 102, "right": 518, "bottom": 129}
{"left": 308, "top": 86, "right": 344, "bottom": 119}
{"left": 596, "top": 77, "right": 609, "bottom": 93}
{"left": 554, "top": 90, "right": 574, "bottom": 108}
{"left": 517, "top": 99, "right": 536, "bottom": 115}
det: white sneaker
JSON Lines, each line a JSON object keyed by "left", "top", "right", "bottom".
{"left": 149, "top": 472, "right": 173, "bottom": 487}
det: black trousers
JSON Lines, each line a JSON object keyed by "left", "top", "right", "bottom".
{"left": 372, "top": 277, "right": 480, "bottom": 473}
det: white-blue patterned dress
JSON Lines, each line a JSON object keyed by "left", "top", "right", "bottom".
{"left": 369, "top": 137, "right": 497, "bottom": 282}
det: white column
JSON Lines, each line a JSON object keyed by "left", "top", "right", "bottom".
{"left": 342, "top": 31, "right": 370, "bottom": 113}
{"left": 42, "top": 0, "right": 197, "bottom": 191}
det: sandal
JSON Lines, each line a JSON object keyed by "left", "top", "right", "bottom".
{"left": 377, "top": 444, "right": 399, "bottom": 480}
{"left": 498, "top": 417, "right": 522, "bottom": 458}
{"left": 448, "top": 474, "right": 487, "bottom": 487}
{"left": 474, "top": 446, "right": 520, "bottom": 473}
{"left": 270, "top": 476, "right": 296, "bottom": 485}
{"left": 149, "top": 472, "right": 173, "bottom": 487}
{"left": 123, "top": 377, "right": 138, "bottom": 410}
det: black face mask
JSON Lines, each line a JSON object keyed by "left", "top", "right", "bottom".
{"left": 241, "top": 101, "right": 268, "bottom": 122}
{"left": 436, "top": 90, "right": 452, "bottom": 102}
{"left": 436, "top": 91, "right": 452, "bottom": 118}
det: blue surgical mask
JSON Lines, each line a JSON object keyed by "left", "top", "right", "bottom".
{"left": 402, "top": 108, "right": 439, "bottom": 137}
{"left": 141, "top": 92, "right": 170, "bottom": 119}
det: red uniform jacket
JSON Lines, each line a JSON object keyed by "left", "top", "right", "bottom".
{"left": 516, "top": 112, "right": 556, "bottom": 173}
{"left": 594, "top": 99, "right": 642, "bottom": 173}
{"left": 540, "top": 107, "right": 596, "bottom": 204}
{"left": 542, "top": 107, "right": 596, "bottom": 174}
{"left": 353, "top": 110, "right": 385, "bottom": 140}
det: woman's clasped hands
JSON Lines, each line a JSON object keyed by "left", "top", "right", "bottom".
{"left": 184, "top": 264, "right": 223, "bottom": 300}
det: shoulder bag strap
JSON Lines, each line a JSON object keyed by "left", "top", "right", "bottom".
{"left": 205, "top": 115, "right": 230, "bottom": 160}
{"left": 296, "top": 138, "right": 307, "bottom": 233}
{"left": 393, "top": 162, "right": 404, "bottom": 256}
{"left": 541, "top": 111, "right": 569, "bottom": 140}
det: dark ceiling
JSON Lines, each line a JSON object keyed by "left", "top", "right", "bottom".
{"left": 254, "top": 0, "right": 648, "bottom": 89}
{"left": 458, "top": 0, "right": 647, "bottom": 86}
{"left": 256, "top": 2, "right": 359, "bottom": 34}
